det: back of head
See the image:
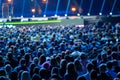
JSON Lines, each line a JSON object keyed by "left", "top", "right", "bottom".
{"left": 60, "top": 59, "right": 67, "bottom": 68}
{"left": 99, "top": 63, "right": 107, "bottom": 73}
{"left": 86, "top": 63, "right": 94, "bottom": 72}
{"left": 74, "top": 59, "right": 83, "bottom": 71}
{"left": 32, "top": 74, "right": 41, "bottom": 80}
{"left": 51, "top": 74, "right": 61, "bottom": 80}
{"left": 21, "top": 71, "right": 30, "bottom": 80}
{"left": 117, "top": 72, "right": 120, "bottom": 78}
{"left": 66, "top": 62, "right": 76, "bottom": 74}
{"left": 0, "top": 69, "right": 6, "bottom": 77}
{"left": 107, "top": 61, "right": 112, "bottom": 69}
{"left": 39, "top": 54, "right": 46, "bottom": 65}
{"left": 80, "top": 53, "right": 87, "bottom": 60}
{"left": 39, "top": 68, "right": 47, "bottom": 79}
{"left": 90, "top": 70, "right": 98, "bottom": 80}
{"left": 77, "top": 76, "right": 86, "bottom": 80}
{"left": 51, "top": 67, "right": 59, "bottom": 75}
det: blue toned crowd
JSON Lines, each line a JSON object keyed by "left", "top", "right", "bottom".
{"left": 0, "top": 22, "right": 120, "bottom": 80}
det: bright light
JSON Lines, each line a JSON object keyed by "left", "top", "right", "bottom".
{"left": 71, "top": 7, "right": 77, "bottom": 12}
{"left": 99, "top": 13, "right": 102, "bottom": 15}
{"left": 42, "top": 0, "right": 47, "bottom": 4}
{"left": 21, "top": 16, "right": 23, "bottom": 18}
{"left": 32, "top": 15, "right": 35, "bottom": 18}
{"left": 87, "top": 13, "right": 90, "bottom": 16}
{"left": 110, "top": 12, "right": 112, "bottom": 15}
{"left": 65, "top": 14, "right": 67, "bottom": 17}
{"left": 8, "top": 0, "right": 12, "bottom": 4}
{"left": 77, "top": 13, "right": 80, "bottom": 16}
{"left": 31, "top": 8, "right": 36, "bottom": 13}
{"left": 54, "top": 14, "right": 57, "bottom": 17}
{"left": 43, "top": 14, "right": 46, "bottom": 17}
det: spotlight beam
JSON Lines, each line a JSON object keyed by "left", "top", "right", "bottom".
{"left": 88, "top": 0, "right": 94, "bottom": 14}
{"left": 100, "top": 0, "right": 106, "bottom": 14}
{"left": 55, "top": 0, "right": 61, "bottom": 15}
{"left": 66, "top": 0, "right": 71, "bottom": 15}
{"left": 0, "top": 0, "right": 1, "bottom": 6}
{"left": 22, "top": 0, "right": 26, "bottom": 16}
{"left": 44, "top": 0, "right": 48, "bottom": 15}
{"left": 111, "top": 0, "right": 117, "bottom": 13}
{"left": 80, "top": 0, "right": 83, "bottom": 8}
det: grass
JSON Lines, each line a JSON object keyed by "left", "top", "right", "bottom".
{"left": 0, "top": 20, "right": 61, "bottom": 25}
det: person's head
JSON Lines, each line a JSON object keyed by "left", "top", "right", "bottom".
{"left": 39, "top": 68, "right": 47, "bottom": 79}
{"left": 4, "top": 64, "right": 12, "bottom": 76}
{"left": 66, "top": 62, "right": 76, "bottom": 74}
{"left": 24, "top": 53, "right": 31, "bottom": 63}
{"left": 19, "top": 58, "right": 26, "bottom": 67}
{"left": 80, "top": 53, "right": 87, "bottom": 60}
{"left": 86, "top": 63, "right": 94, "bottom": 72}
{"left": 39, "top": 54, "right": 46, "bottom": 65}
{"left": 6, "top": 52, "right": 13, "bottom": 60}
{"left": 0, "top": 76, "right": 9, "bottom": 80}
{"left": 33, "top": 57, "right": 38, "bottom": 65}
{"left": 117, "top": 72, "right": 120, "bottom": 78}
{"left": 74, "top": 59, "right": 83, "bottom": 71}
{"left": 33, "top": 67, "right": 39, "bottom": 74}
{"left": 21, "top": 71, "right": 30, "bottom": 80}
{"left": 18, "top": 70, "right": 23, "bottom": 80}
{"left": 51, "top": 74, "right": 61, "bottom": 80}
{"left": 32, "top": 74, "right": 41, "bottom": 80}
{"left": 51, "top": 67, "right": 59, "bottom": 75}
{"left": 10, "top": 71, "right": 18, "bottom": 80}
{"left": 106, "top": 61, "right": 113, "bottom": 69}
{"left": 0, "top": 69, "right": 6, "bottom": 77}
{"left": 99, "top": 63, "right": 107, "bottom": 73}
{"left": 50, "top": 58, "right": 58, "bottom": 67}
{"left": 60, "top": 59, "right": 67, "bottom": 68}
{"left": 42, "top": 61, "right": 51, "bottom": 70}
{"left": 90, "top": 70, "right": 97, "bottom": 80}
{"left": 30, "top": 63, "right": 36, "bottom": 76}
{"left": 77, "top": 76, "right": 86, "bottom": 80}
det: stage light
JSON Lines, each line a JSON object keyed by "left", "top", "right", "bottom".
{"left": 71, "top": 7, "right": 77, "bottom": 12}
{"left": 77, "top": 13, "right": 80, "bottom": 16}
{"left": 43, "top": 14, "right": 46, "bottom": 17}
{"left": 21, "top": 15, "right": 23, "bottom": 18}
{"left": 87, "top": 13, "right": 90, "bottom": 16}
{"left": 54, "top": 14, "right": 57, "bottom": 17}
{"left": 32, "top": 15, "right": 35, "bottom": 18}
{"left": 99, "top": 12, "right": 102, "bottom": 15}
{"left": 8, "top": 0, "right": 12, "bottom": 4}
{"left": 110, "top": 12, "right": 112, "bottom": 15}
{"left": 31, "top": 8, "right": 36, "bottom": 13}
{"left": 65, "top": 14, "right": 67, "bottom": 17}
{"left": 42, "top": 0, "right": 47, "bottom": 4}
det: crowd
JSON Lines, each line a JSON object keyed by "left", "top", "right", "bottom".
{"left": 0, "top": 22, "right": 120, "bottom": 80}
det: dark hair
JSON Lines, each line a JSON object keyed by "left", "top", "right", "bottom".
{"left": 39, "top": 68, "right": 47, "bottom": 79}
{"left": 66, "top": 62, "right": 77, "bottom": 74}
{"left": 74, "top": 59, "right": 83, "bottom": 71}
{"left": 77, "top": 76, "right": 86, "bottom": 80}
{"left": 32, "top": 74, "right": 41, "bottom": 80}
{"left": 51, "top": 67, "right": 59, "bottom": 75}
{"left": 86, "top": 63, "right": 94, "bottom": 72}
{"left": 39, "top": 54, "right": 46, "bottom": 65}
{"left": 90, "top": 70, "right": 98, "bottom": 80}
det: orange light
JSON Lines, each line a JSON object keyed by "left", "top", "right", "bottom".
{"left": 8, "top": 0, "right": 12, "bottom": 4}
{"left": 71, "top": 7, "right": 77, "bottom": 12}
{"left": 31, "top": 8, "right": 36, "bottom": 13}
{"left": 42, "top": 0, "right": 47, "bottom": 3}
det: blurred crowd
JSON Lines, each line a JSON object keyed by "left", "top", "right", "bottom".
{"left": 0, "top": 22, "right": 120, "bottom": 80}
